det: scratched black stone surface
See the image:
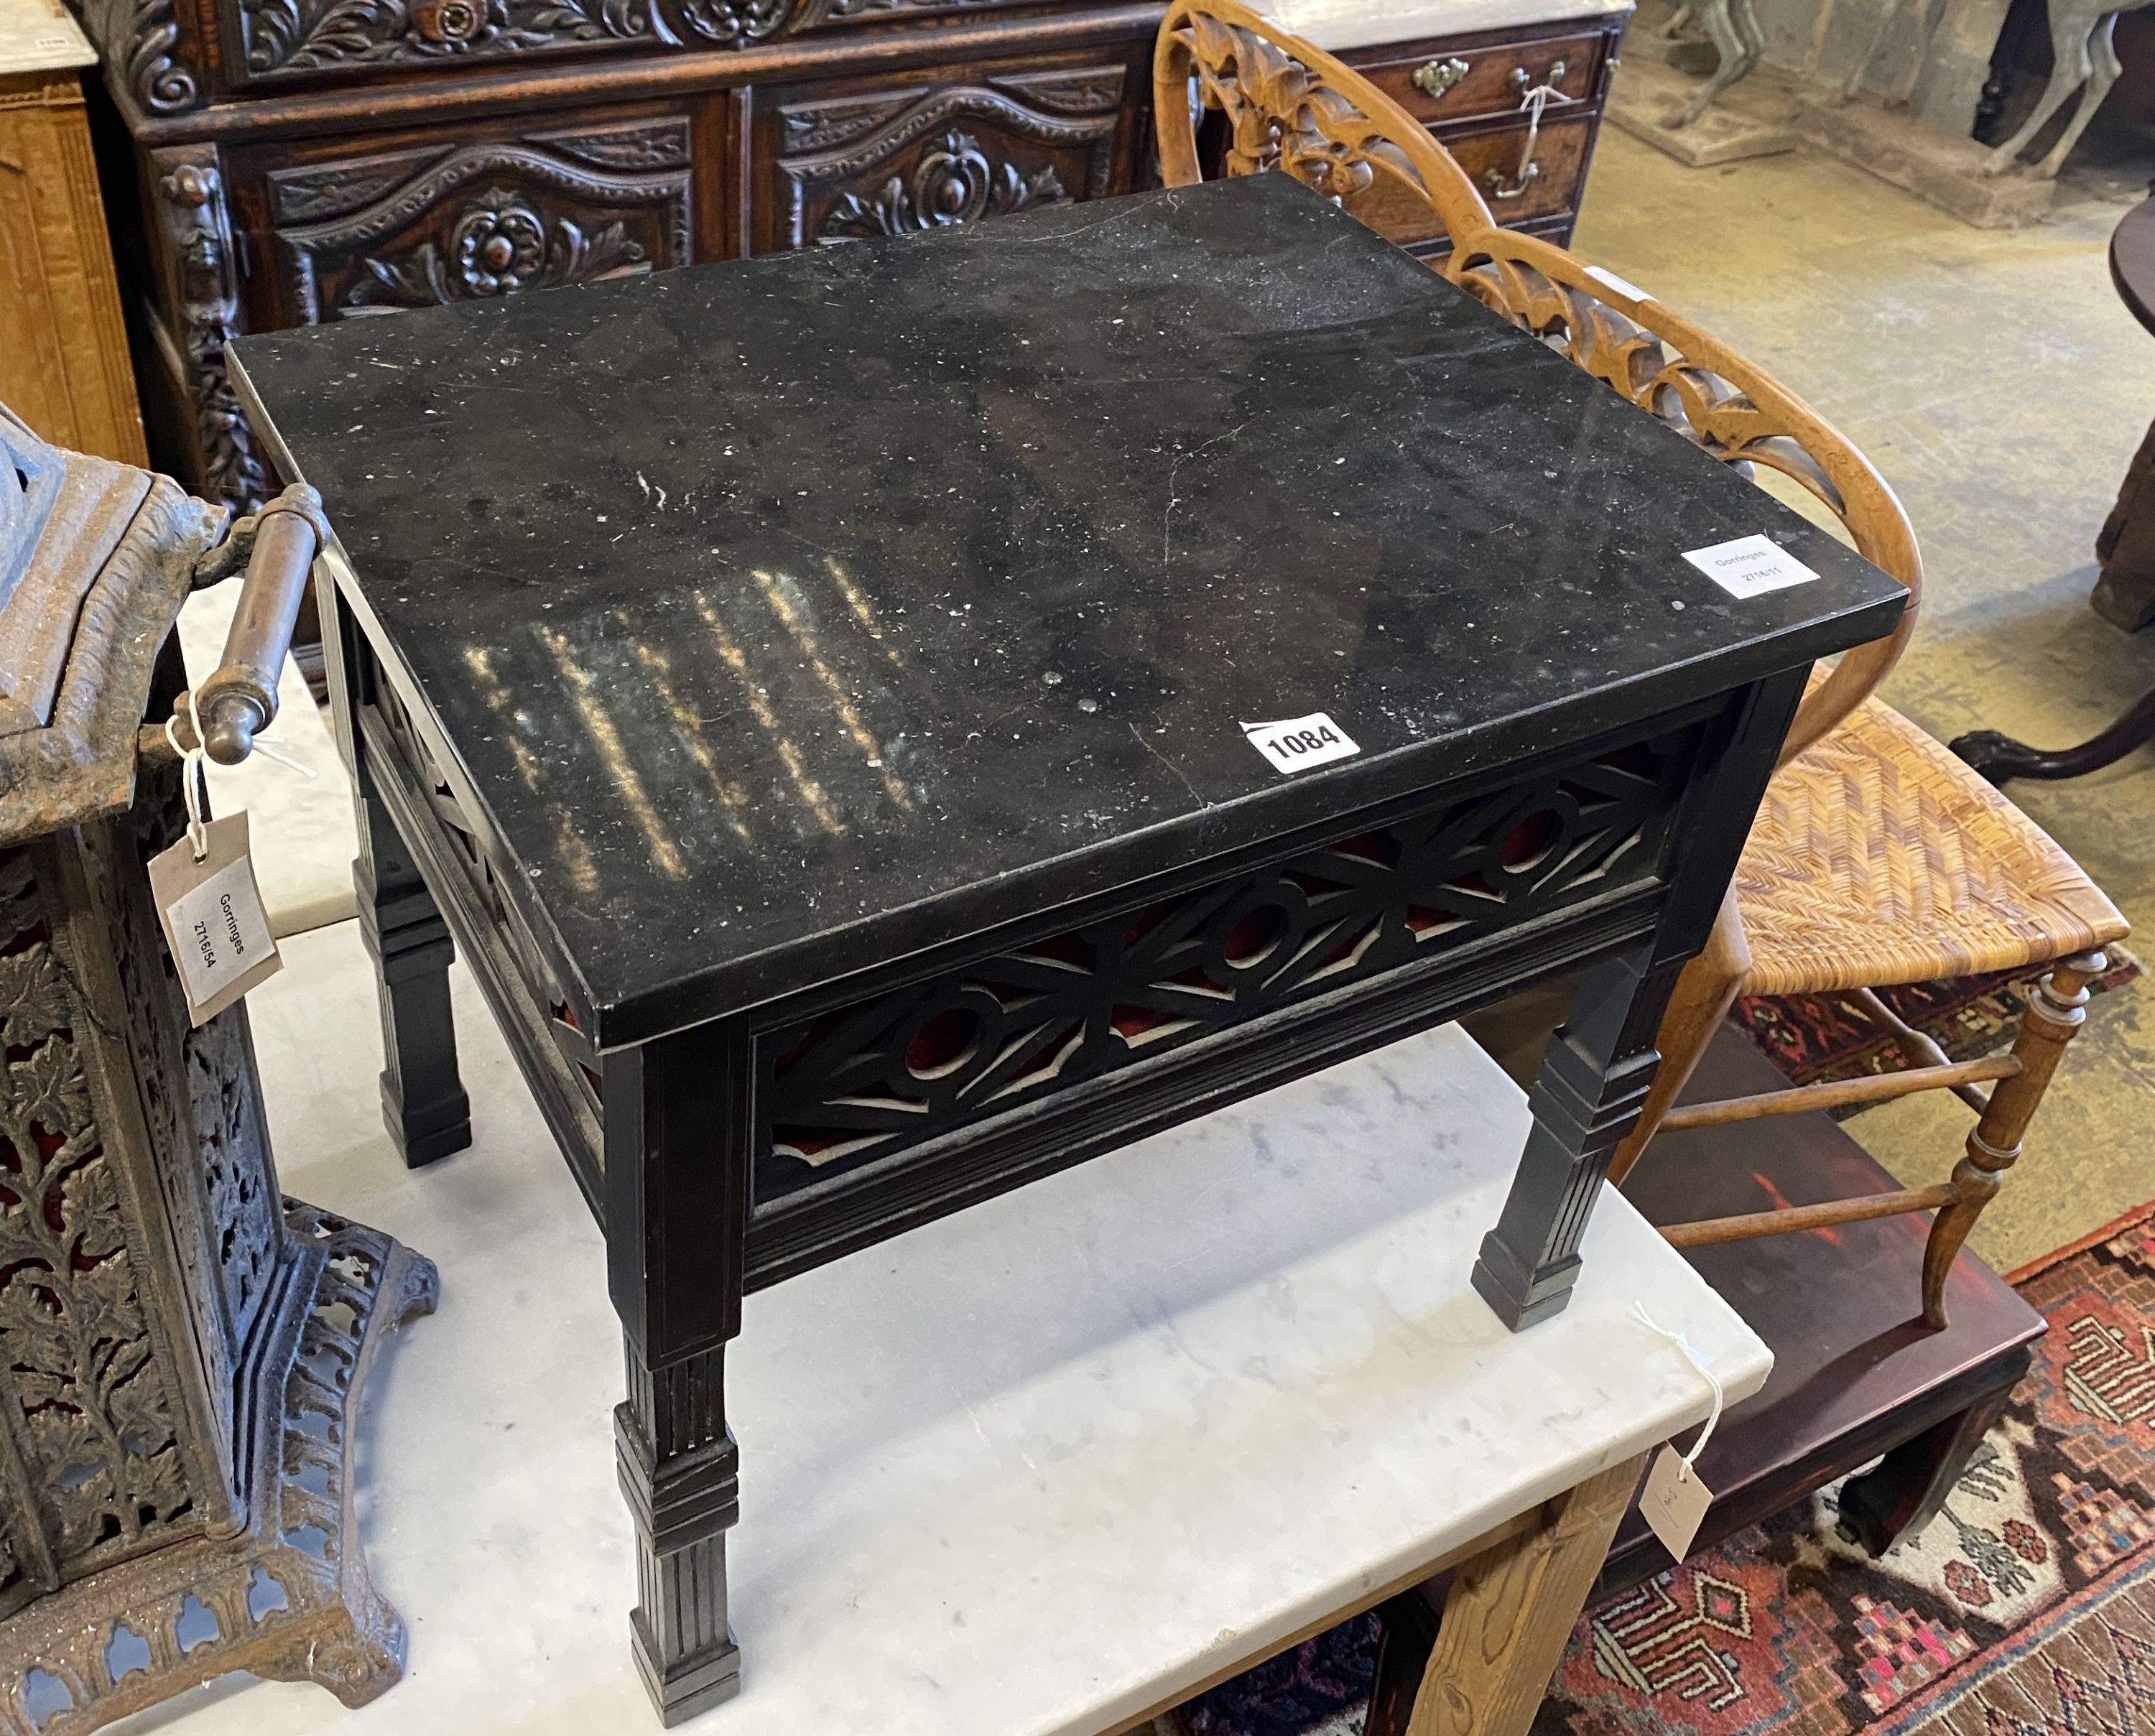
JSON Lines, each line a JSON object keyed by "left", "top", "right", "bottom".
{"left": 231, "top": 174, "right": 1904, "bottom": 1036}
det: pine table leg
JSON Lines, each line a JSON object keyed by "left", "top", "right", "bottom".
{"left": 1405, "top": 1454, "right": 1646, "bottom": 1736}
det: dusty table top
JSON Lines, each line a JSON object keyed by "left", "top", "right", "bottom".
{"left": 233, "top": 174, "right": 1901, "bottom": 1039}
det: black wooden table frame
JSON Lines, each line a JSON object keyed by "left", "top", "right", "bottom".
{"left": 315, "top": 550, "right": 1812, "bottom": 1725}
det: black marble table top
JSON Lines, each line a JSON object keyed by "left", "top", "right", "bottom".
{"left": 232, "top": 174, "right": 1904, "bottom": 1043}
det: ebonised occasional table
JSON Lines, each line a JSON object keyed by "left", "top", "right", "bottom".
{"left": 230, "top": 173, "right": 1904, "bottom": 1725}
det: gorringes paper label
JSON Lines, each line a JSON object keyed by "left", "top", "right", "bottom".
{"left": 1682, "top": 534, "right": 1819, "bottom": 599}
{"left": 1242, "top": 712, "right": 1361, "bottom": 774}
{"left": 1639, "top": 1444, "right": 1715, "bottom": 1560}
{"left": 148, "top": 812, "right": 282, "bottom": 1028}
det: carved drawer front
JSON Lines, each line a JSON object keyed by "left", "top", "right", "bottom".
{"left": 266, "top": 118, "right": 693, "bottom": 323}
{"left": 1343, "top": 112, "right": 1592, "bottom": 246}
{"left": 753, "top": 724, "right": 1698, "bottom": 1215}
{"left": 766, "top": 65, "right": 1126, "bottom": 249}
{"left": 1352, "top": 29, "right": 1604, "bottom": 129}
{"left": 231, "top": 0, "right": 796, "bottom": 93}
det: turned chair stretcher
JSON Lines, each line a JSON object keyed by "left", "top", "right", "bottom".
{"left": 1151, "top": 0, "right": 2129, "bottom": 1325}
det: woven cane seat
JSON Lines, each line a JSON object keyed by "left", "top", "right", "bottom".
{"left": 1734, "top": 695, "right": 2128, "bottom": 999}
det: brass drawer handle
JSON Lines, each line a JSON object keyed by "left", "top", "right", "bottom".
{"left": 1486, "top": 71, "right": 1574, "bottom": 200}
{"left": 1483, "top": 160, "right": 1542, "bottom": 200}
{"left": 1508, "top": 59, "right": 1566, "bottom": 92}
{"left": 1412, "top": 57, "right": 1470, "bottom": 100}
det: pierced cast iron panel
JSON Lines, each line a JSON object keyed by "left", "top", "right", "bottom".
{"left": 0, "top": 848, "right": 198, "bottom": 1618}
{"left": 755, "top": 728, "right": 1697, "bottom": 1208}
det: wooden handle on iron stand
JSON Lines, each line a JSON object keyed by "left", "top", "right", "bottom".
{"left": 193, "top": 485, "right": 327, "bottom": 766}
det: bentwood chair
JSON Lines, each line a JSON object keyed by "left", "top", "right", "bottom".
{"left": 1153, "top": 0, "right": 2129, "bottom": 1327}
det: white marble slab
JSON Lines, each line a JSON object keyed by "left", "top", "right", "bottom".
{"left": 176, "top": 587, "right": 359, "bottom": 937}
{"left": 0, "top": 0, "right": 91, "bottom": 75}
{"left": 149, "top": 922, "right": 1767, "bottom": 1736}
{"left": 1257, "top": 0, "right": 1631, "bottom": 54}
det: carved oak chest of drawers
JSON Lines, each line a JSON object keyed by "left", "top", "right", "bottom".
{"left": 64, "top": 0, "right": 1626, "bottom": 548}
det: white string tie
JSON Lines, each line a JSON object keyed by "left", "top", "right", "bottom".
{"left": 1632, "top": 1301, "right": 1726, "bottom": 1480}
{"left": 245, "top": 735, "right": 320, "bottom": 779}
{"left": 162, "top": 700, "right": 210, "bottom": 865}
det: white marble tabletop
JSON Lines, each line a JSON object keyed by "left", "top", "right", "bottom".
{"left": 1258, "top": 0, "right": 1631, "bottom": 54}
{"left": 159, "top": 922, "right": 1768, "bottom": 1735}
{"left": 0, "top": 0, "right": 91, "bottom": 75}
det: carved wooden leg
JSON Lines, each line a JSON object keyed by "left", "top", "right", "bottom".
{"left": 1835, "top": 1357, "right": 2027, "bottom": 1554}
{"left": 606, "top": 1029, "right": 749, "bottom": 1724}
{"left": 1607, "top": 891, "right": 1748, "bottom": 1188}
{"left": 1405, "top": 1455, "right": 1646, "bottom": 1736}
{"left": 618, "top": 1342, "right": 742, "bottom": 1725}
{"left": 2092, "top": 415, "right": 2155, "bottom": 631}
{"left": 1474, "top": 944, "right": 1674, "bottom": 1329}
{"left": 1921, "top": 952, "right": 2104, "bottom": 1328}
{"left": 1950, "top": 686, "right": 2155, "bottom": 785}
{"left": 353, "top": 758, "right": 471, "bottom": 1168}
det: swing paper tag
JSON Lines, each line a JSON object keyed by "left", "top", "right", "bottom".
{"left": 1640, "top": 1444, "right": 1714, "bottom": 1560}
{"left": 147, "top": 812, "right": 282, "bottom": 1028}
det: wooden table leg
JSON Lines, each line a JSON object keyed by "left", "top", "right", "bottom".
{"left": 1404, "top": 1454, "right": 1646, "bottom": 1736}
{"left": 2093, "top": 414, "right": 2155, "bottom": 631}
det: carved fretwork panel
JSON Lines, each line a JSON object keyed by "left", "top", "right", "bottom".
{"left": 366, "top": 675, "right": 605, "bottom": 1155}
{"left": 756, "top": 729, "right": 1697, "bottom": 1207}
{"left": 235, "top": 0, "right": 794, "bottom": 86}
{"left": 268, "top": 120, "right": 694, "bottom": 323}
{"left": 103, "top": 768, "right": 281, "bottom": 1440}
{"left": 0, "top": 845, "right": 201, "bottom": 1612}
{"left": 771, "top": 75, "right": 1125, "bottom": 249}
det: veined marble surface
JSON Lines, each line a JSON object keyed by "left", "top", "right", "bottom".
{"left": 146, "top": 922, "right": 1769, "bottom": 1735}
{"left": 177, "top": 588, "right": 359, "bottom": 936}
{"left": 1257, "top": 0, "right": 1631, "bottom": 53}
{"left": 0, "top": 0, "right": 90, "bottom": 74}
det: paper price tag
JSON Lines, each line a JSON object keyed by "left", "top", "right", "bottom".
{"left": 1682, "top": 534, "right": 1819, "bottom": 600}
{"left": 1242, "top": 712, "right": 1360, "bottom": 775}
{"left": 1639, "top": 1444, "right": 1715, "bottom": 1561}
{"left": 147, "top": 812, "right": 282, "bottom": 1028}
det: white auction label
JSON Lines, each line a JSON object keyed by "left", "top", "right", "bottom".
{"left": 1682, "top": 533, "right": 1819, "bottom": 599}
{"left": 167, "top": 857, "right": 276, "bottom": 1008}
{"left": 1242, "top": 712, "right": 1361, "bottom": 774}
{"left": 1585, "top": 264, "right": 1652, "bottom": 304}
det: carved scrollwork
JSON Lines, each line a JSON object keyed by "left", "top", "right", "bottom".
{"left": 756, "top": 732, "right": 1694, "bottom": 1202}
{"left": 153, "top": 153, "right": 267, "bottom": 515}
{"left": 272, "top": 134, "right": 691, "bottom": 322}
{"left": 1447, "top": 238, "right": 1855, "bottom": 522}
{"left": 73, "top": 0, "right": 200, "bottom": 113}
{"left": 1155, "top": 1, "right": 1493, "bottom": 247}
{"left": 819, "top": 131, "right": 1067, "bottom": 241}
{"left": 779, "top": 85, "right": 1118, "bottom": 250}
{"left": 239, "top": 0, "right": 791, "bottom": 80}
{"left": 0, "top": 851, "right": 197, "bottom": 1579}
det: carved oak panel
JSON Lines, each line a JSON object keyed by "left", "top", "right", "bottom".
{"left": 755, "top": 728, "right": 1695, "bottom": 1209}
{"left": 234, "top": 0, "right": 795, "bottom": 88}
{"left": 770, "top": 70, "right": 1125, "bottom": 249}
{"left": 268, "top": 119, "right": 693, "bottom": 323}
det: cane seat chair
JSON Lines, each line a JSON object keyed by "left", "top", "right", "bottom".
{"left": 1154, "top": 4, "right": 2130, "bottom": 1326}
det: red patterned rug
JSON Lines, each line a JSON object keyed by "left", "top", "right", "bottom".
{"left": 1730, "top": 949, "right": 2143, "bottom": 1110}
{"left": 1164, "top": 1200, "right": 2155, "bottom": 1736}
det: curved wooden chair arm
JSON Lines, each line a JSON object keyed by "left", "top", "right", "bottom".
{"left": 1154, "top": 0, "right": 1496, "bottom": 256}
{"left": 1444, "top": 228, "right": 1922, "bottom": 766}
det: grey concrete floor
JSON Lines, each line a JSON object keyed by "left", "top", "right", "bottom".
{"left": 1572, "top": 130, "right": 2155, "bottom": 1271}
